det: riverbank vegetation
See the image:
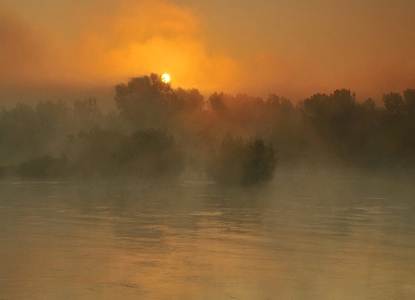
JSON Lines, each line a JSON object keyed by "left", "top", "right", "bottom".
{"left": 1, "top": 74, "right": 415, "bottom": 184}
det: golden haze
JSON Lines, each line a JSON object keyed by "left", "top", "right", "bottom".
{"left": 1, "top": 0, "right": 415, "bottom": 103}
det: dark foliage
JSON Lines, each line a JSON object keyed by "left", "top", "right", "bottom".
{"left": 63, "top": 128, "right": 124, "bottom": 177}
{"left": 115, "top": 74, "right": 173, "bottom": 129}
{"left": 1, "top": 74, "right": 415, "bottom": 182}
{"left": 242, "top": 138, "right": 278, "bottom": 186}
{"left": 61, "top": 128, "right": 184, "bottom": 180}
{"left": 207, "top": 135, "right": 277, "bottom": 186}
{"left": 116, "top": 129, "right": 184, "bottom": 180}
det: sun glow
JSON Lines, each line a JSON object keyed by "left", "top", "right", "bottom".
{"left": 161, "top": 73, "right": 171, "bottom": 83}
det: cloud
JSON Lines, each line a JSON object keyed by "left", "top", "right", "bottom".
{"left": 0, "top": 5, "right": 48, "bottom": 85}
{"left": 68, "top": 0, "right": 240, "bottom": 91}
{"left": 0, "top": 0, "right": 240, "bottom": 98}
{"left": 2, "top": 0, "right": 415, "bottom": 104}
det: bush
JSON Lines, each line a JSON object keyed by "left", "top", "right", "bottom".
{"left": 117, "top": 129, "right": 185, "bottom": 180}
{"left": 242, "top": 138, "right": 278, "bottom": 185}
{"left": 207, "top": 135, "right": 277, "bottom": 186}
{"left": 61, "top": 128, "right": 185, "bottom": 180}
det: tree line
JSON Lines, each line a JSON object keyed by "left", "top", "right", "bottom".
{"left": 1, "top": 73, "right": 414, "bottom": 184}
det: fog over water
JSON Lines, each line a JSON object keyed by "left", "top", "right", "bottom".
{"left": 1, "top": 74, "right": 415, "bottom": 299}
{"left": 1, "top": 171, "right": 415, "bottom": 299}
{"left": 2, "top": 0, "right": 415, "bottom": 297}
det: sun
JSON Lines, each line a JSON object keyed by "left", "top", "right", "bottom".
{"left": 161, "top": 73, "right": 171, "bottom": 83}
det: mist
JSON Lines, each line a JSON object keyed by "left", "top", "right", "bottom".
{"left": 3, "top": 0, "right": 415, "bottom": 107}
{"left": 0, "top": 1, "right": 240, "bottom": 106}
{"left": 1, "top": 73, "right": 414, "bottom": 187}
{"left": 2, "top": 0, "right": 415, "bottom": 297}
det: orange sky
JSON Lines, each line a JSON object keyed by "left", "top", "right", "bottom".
{"left": 1, "top": 0, "right": 415, "bottom": 106}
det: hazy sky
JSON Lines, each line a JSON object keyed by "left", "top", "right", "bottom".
{"left": 1, "top": 0, "right": 415, "bottom": 105}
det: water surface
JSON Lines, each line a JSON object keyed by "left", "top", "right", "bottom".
{"left": 1, "top": 173, "right": 415, "bottom": 299}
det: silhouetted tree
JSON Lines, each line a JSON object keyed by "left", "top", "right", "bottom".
{"left": 241, "top": 138, "right": 277, "bottom": 185}
{"left": 403, "top": 89, "right": 415, "bottom": 116}
{"left": 62, "top": 128, "right": 124, "bottom": 177}
{"left": 0, "top": 103, "right": 38, "bottom": 162}
{"left": 73, "top": 97, "right": 103, "bottom": 131}
{"left": 2, "top": 73, "right": 415, "bottom": 179}
{"left": 117, "top": 129, "right": 184, "bottom": 180}
{"left": 171, "top": 88, "right": 204, "bottom": 112}
{"left": 383, "top": 92, "right": 405, "bottom": 116}
{"left": 207, "top": 134, "right": 277, "bottom": 186}
{"left": 207, "top": 134, "right": 245, "bottom": 186}
{"left": 298, "top": 90, "right": 361, "bottom": 159}
{"left": 115, "top": 74, "right": 173, "bottom": 129}
{"left": 35, "top": 100, "right": 70, "bottom": 156}
{"left": 208, "top": 92, "right": 227, "bottom": 112}
{"left": 266, "top": 94, "right": 294, "bottom": 116}
{"left": 262, "top": 94, "right": 302, "bottom": 163}
{"left": 380, "top": 90, "right": 415, "bottom": 163}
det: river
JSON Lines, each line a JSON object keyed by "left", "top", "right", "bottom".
{"left": 1, "top": 171, "right": 415, "bottom": 299}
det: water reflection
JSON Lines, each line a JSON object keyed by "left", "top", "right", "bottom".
{"left": 1, "top": 176, "right": 415, "bottom": 299}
